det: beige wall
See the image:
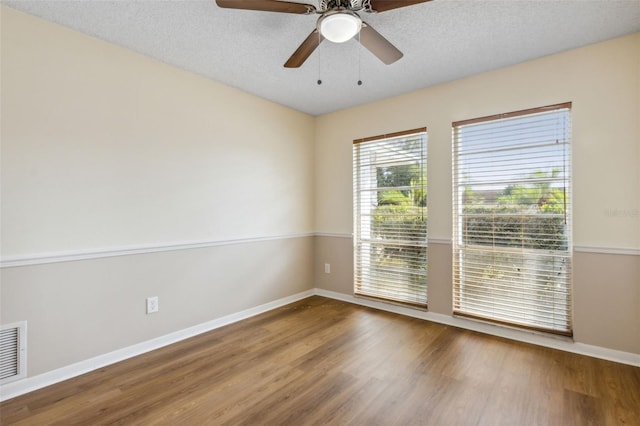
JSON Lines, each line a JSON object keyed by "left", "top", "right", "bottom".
{"left": 314, "top": 33, "right": 640, "bottom": 354}
{"left": 0, "top": 7, "right": 315, "bottom": 376}
{"left": 1, "top": 7, "right": 315, "bottom": 258}
{"left": 315, "top": 33, "right": 640, "bottom": 249}
{"left": 314, "top": 238, "right": 640, "bottom": 354}
{"left": 2, "top": 238, "right": 314, "bottom": 376}
{"left": 573, "top": 252, "right": 639, "bottom": 353}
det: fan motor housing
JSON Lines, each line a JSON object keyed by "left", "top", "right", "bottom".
{"left": 322, "top": 0, "right": 369, "bottom": 12}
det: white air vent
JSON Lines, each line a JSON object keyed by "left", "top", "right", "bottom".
{"left": 0, "top": 321, "right": 27, "bottom": 384}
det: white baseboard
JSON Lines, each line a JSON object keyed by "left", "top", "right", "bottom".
{"left": 3, "top": 287, "right": 638, "bottom": 402}
{"left": 314, "top": 288, "right": 640, "bottom": 367}
{"left": 0, "top": 289, "right": 315, "bottom": 402}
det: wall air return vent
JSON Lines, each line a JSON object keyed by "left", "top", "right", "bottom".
{"left": 0, "top": 321, "right": 27, "bottom": 384}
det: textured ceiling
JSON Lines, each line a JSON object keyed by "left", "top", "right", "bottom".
{"left": 4, "top": 0, "right": 640, "bottom": 116}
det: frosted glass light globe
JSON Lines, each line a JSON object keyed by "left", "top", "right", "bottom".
{"left": 319, "top": 12, "right": 362, "bottom": 43}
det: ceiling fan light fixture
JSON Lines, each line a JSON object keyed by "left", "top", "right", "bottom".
{"left": 318, "top": 11, "right": 362, "bottom": 43}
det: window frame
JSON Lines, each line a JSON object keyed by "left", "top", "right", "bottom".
{"left": 452, "top": 103, "right": 573, "bottom": 336}
{"left": 353, "top": 127, "right": 428, "bottom": 308}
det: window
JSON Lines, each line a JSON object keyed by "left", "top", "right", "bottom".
{"left": 353, "top": 128, "right": 428, "bottom": 308}
{"left": 452, "top": 103, "right": 572, "bottom": 335}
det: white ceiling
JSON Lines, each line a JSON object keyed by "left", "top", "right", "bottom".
{"left": 4, "top": 0, "right": 640, "bottom": 116}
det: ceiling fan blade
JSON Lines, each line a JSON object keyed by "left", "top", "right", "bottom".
{"left": 284, "top": 29, "right": 323, "bottom": 68}
{"left": 369, "top": 0, "right": 431, "bottom": 13}
{"left": 359, "top": 24, "right": 403, "bottom": 65}
{"left": 216, "top": 0, "right": 315, "bottom": 14}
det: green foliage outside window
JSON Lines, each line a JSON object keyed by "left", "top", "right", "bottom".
{"left": 462, "top": 170, "right": 568, "bottom": 251}
{"left": 371, "top": 164, "right": 427, "bottom": 279}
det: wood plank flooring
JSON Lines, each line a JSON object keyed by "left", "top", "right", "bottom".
{"left": 2, "top": 296, "right": 639, "bottom": 425}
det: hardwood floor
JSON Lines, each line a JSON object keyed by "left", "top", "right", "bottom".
{"left": 2, "top": 296, "right": 639, "bottom": 425}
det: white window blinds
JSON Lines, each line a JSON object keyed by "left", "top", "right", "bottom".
{"left": 452, "top": 103, "right": 572, "bottom": 335}
{"left": 353, "top": 128, "right": 428, "bottom": 308}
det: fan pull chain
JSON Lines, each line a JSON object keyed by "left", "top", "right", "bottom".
{"left": 357, "top": 32, "right": 362, "bottom": 86}
{"left": 317, "top": 30, "right": 322, "bottom": 85}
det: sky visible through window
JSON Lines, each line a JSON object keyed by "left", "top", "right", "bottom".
{"left": 456, "top": 110, "right": 570, "bottom": 194}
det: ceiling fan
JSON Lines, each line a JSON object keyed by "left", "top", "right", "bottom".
{"left": 215, "top": 0, "right": 432, "bottom": 68}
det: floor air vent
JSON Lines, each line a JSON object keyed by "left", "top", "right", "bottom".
{"left": 0, "top": 321, "right": 27, "bottom": 384}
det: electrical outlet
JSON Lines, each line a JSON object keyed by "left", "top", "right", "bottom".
{"left": 146, "top": 296, "right": 159, "bottom": 314}
{"left": 324, "top": 263, "right": 331, "bottom": 274}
